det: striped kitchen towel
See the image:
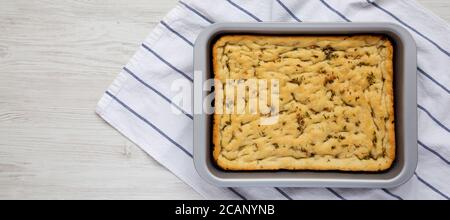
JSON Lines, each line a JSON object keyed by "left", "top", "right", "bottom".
{"left": 96, "top": 0, "right": 450, "bottom": 200}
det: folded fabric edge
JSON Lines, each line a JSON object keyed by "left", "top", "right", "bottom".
{"left": 96, "top": 3, "right": 186, "bottom": 110}
{"left": 94, "top": 3, "right": 221, "bottom": 199}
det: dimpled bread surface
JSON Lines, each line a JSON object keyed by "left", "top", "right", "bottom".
{"left": 212, "top": 35, "right": 395, "bottom": 171}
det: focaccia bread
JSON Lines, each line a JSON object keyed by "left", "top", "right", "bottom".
{"left": 212, "top": 35, "right": 395, "bottom": 171}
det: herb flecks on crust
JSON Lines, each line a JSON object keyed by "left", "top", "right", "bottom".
{"left": 212, "top": 35, "right": 395, "bottom": 171}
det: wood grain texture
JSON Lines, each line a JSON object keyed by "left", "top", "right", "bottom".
{"left": 0, "top": 0, "right": 448, "bottom": 199}
{"left": 0, "top": 0, "right": 201, "bottom": 200}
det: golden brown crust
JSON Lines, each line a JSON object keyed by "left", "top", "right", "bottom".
{"left": 384, "top": 39, "right": 396, "bottom": 170}
{"left": 212, "top": 42, "right": 221, "bottom": 163}
{"left": 212, "top": 35, "right": 395, "bottom": 171}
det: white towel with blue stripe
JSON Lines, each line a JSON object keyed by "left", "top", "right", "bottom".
{"left": 96, "top": 0, "right": 450, "bottom": 200}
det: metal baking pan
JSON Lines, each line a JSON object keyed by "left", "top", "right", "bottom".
{"left": 193, "top": 22, "right": 417, "bottom": 188}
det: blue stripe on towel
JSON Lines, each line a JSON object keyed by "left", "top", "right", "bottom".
{"left": 367, "top": 0, "right": 450, "bottom": 57}
{"left": 327, "top": 188, "right": 346, "bottom": 200}
{"left": 319, "top": 0, "right": 450, "bottom": 134}
{"left": 275, "top": 187, "right": 293, "bottom": 200}
{"left": 160, "top": 21, "right": 194, "bottom": 46}
{"left": 415, "top": 172, "right": 449, "bottom": 200}
{"left": 382, "top": 189, "right": 403, "bottom": 200}
{"left": 319, "top": 0, "right": 350, "bottom": 22}
{"left": 418, "top": 104, "right": 450, "bottom": 133}
{"left": 179, "top": 1, "right": 214, "bottom": 24}
{"left": 105, "top": 91, "right": 193, "bottom": 157}
{"left": 141, "top": 43, "right": 193, "bottom": 82}
{"left": 105, "top": 91, "right": 247, "bottom": 200}
{"left": 122, "top": 67, "right": 193, "bottom": 120}
{"left": 276, "top": 0, "right": 302, "bottom": 22}
{"left": 226, "top": 0, "right": 262, "bottom": 22}
{"left": 418, "top": 140, "right": 450, "bottom": 165}
{"left": 417, "top": 68, "right": 450, "bottom": 94}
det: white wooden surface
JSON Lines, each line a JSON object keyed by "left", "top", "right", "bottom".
{"left": 0, "top": 0, "right": 448, "bottom": 200}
